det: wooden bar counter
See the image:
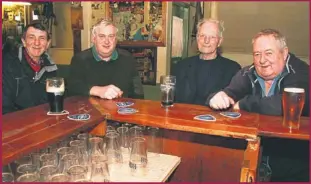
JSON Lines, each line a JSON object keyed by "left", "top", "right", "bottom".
{"left": 2, "top": 96, "right": 309, "bottom": 182}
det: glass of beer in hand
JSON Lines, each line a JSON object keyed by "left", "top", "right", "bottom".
{"left": 46, "top": 77, "right": 65, "bottom": 113}
{"left": 282, "top": 87, "right": 305, "bottom": 131}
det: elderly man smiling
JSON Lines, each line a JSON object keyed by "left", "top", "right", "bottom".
{"left": 208, "top": 28, "right": 310, "bottom": 182}
{"left": 68, "top": 19, "right": 144, "bottom": 99}
{"left": 173, "top": 18, "right": 241, "bottom": 106}
{"left": 208, "top": 28, "right": 309, "bottom": 116}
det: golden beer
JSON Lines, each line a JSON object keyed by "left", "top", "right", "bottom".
{"left": 282, "top": 88, "right": 305, "bottom": 130}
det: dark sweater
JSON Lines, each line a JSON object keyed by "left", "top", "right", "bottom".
{"left": 173, "top": 55, "right": 241, "bottom": 105}
{"left": 67, "top": 48, "right": 144, "bottom": 99}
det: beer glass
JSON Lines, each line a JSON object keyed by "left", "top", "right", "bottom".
{"left": 129, "top": 138, "right": 148, "bottom": 176}
{"left": 46, "top": 77, "right": 65, "bottom": 113}
{"left": 146, "top": 126, "right": 163, "bottom": 157}
{"left": 16, "top": 173, "right": 39, "bottom": 182}
{"left": 282, "top": 87, "right": 305, "bottom": 130}
{"left": 67, "top": 165, "right": 87, "bottom": 182}
{"left": 39, "top": 165, "right": 58, "bottom": 181}
{"left": 50, "top": 173, "right": 70, "bottom": 182}
{"left": 2, "top": 173, "right": 14, "bottom": 182}
{"left": 160, "top": 75, "right": 176, "bottom": 108}
{"left": 105, "top": 132, "right": 123, "bottom": 165}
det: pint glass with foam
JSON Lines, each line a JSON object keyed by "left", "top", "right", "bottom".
{"left": 46, "top": 77, "right": 65, "bottom": 113}
{"left": 282, "top": 87, "right": 305, "bottom": 130}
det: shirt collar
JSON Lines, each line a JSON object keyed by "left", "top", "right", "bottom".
{"left": 254, "top": 70, "right": 283, "bottom": 97}
{"left": 92, "top": 45, "right": 118, "bottom": 62}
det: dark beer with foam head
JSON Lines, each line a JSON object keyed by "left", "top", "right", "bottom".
{"left": 282, "top": 87, "right": 305, "bottom": 130}
{"left": 46, "top": 77, "right": 65, "bottom": 113}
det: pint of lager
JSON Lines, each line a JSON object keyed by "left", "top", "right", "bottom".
{"left": 282, "top": 87, "right": 305, "bottom": 130}
{"left": 46, "top": 77, "right": 65, "bottom": 113}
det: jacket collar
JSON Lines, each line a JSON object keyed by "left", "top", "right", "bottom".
{"left": 18, "top": 46, "right": 57, "bottom": 82}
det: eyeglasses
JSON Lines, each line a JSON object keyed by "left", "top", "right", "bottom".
{"left": 197, "top": 34, "right": 219, "bottom": 41}
{"left": 96, "top": 34, "right": 116, "bottom": 42}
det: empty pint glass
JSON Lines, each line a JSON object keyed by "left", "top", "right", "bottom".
{"left": 282, "top": 88, "right": 305, "bottom": 130}
{"left": 160, "top": 75, "right": 176, "bottom": 108}
{"left": 46, "top": 77, "right": 65, "bottom": 113}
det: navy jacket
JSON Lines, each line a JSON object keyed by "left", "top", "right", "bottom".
{"left": 207, "top": 53, "right": 309, "bottom": 116}
{"left": 173, "top": 55, "right": 241, "bottom": 105}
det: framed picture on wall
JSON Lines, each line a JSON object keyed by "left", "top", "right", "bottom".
{"left": 107, "top": 2, "right": 166, "bottom": 47}
{"left": 118, "top": 46, "right": 157, "bottom": 85}
{"left": 71, "top": 7, "right": 83, "bottom": 30}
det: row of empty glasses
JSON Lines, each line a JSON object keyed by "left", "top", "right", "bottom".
{"left": 2, "top": 122, "right": 163, "bottom": 182}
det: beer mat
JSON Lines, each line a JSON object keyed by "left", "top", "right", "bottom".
{"left": 67, "top": 114, "right": 90, "bottom": 121}
{"left": 194, "top": 114, "right": 216, "bottom": 121}
{"left": 116, "top": 101, "right": 134, "bottom": 108}
{"left": 117, "top": 108, "right": 138, "bottom": 115}
{"left": 220, "top": 112, "right": 241, "bottom": 118}
{"left": 47, "top": 110, "right": 69, "bottom": 116}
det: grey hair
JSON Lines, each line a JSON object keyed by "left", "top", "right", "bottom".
{"left": 196, "top": 18, "right": 225, "bottom": 37}
{"left": 91, "top": 18, "right": 118, "bottom": 36}
{"left": 252, "top": 28, "right": 287, "bottom": 49}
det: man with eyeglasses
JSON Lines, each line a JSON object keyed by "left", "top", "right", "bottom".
{"left": 68, "top": 19, "right": 144, "bottom": 99}
{"left": 173, "top": 18, "right": 241, "bottom": 106}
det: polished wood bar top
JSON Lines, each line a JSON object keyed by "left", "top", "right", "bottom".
{"left": 2, "top": 97, "right": 106, "bottom": 165}
{"left": 90, "top": 97, "right": 309, "bottom": 140}
{"left": 90, "top": 97, "right": 258, "bottom": 139}
{"left": 3, "top": 96, "right": 309, "bottom": 165}
{"left": 257, "top": 115, "right": 309, "bottom": 140}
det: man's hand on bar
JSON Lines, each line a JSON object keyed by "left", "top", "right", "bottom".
{"left": 90, "top": 85, "right": 123, "bottom": 99}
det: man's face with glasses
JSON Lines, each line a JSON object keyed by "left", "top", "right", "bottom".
{"left": 196, "top": 22, "right": 222, "bottom": 58}
{"left": 92, "top": 24, "right": 117, "bottom": 60}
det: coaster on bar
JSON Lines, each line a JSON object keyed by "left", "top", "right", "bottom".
{"left": 117, "top": 108, "right": 138, "bottom": 115}
{"left": 47, "top": 110, "right": 69, "bottom": 116}
{"left": 68, "top": 114, "right": 91, "bottom": 121}
{"left": 194, "top": 114, "right": 216, "bottom": 122}
{"left": 220, "top": 112, "right": 241, "bottom": 119}
{"left": 116, "top": 101, "right": 134, "bottom": 108}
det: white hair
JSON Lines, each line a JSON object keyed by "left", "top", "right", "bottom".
{"left": 91, "top": 18, "right": 118, "bottom": 36}
{"left": 196, "top": 18, "right": 225, "bottom": 37}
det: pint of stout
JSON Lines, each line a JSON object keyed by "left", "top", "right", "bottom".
{"left": 282, "top": 87, "right": 305, "bottom": 130}
{"left": 160, "top": 75, "right": 176, "bottom": 108}
{"left": 46, "top": 77, "right": 65, "bottom": 113}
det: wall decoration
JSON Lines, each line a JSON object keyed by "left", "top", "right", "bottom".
{"left": 71, "top": 6, "right": 83, "bottom": 30}
{"left": 118, "top": 46, "right": 157, "bottom": 85}
{"left": 91, "top": 2, "right": 107, "bottom": 26}
{"left": 2, "top": 4, "right": 25, "bottom": 38}
{"left": 108, "top": 2, "right": 166, "bottom": 47}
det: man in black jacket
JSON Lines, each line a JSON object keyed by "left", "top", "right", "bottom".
{"left": 2, "top": 23, "right": 57, "bottom": 114}
{"left": 68, "top": 19, "right": 144, "bottom": 99}
{"left": 173, "top": 18, "right": 241, "bottom": 106}
{"left": 208, "top": 28, "right": 309, "bottom": 181}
